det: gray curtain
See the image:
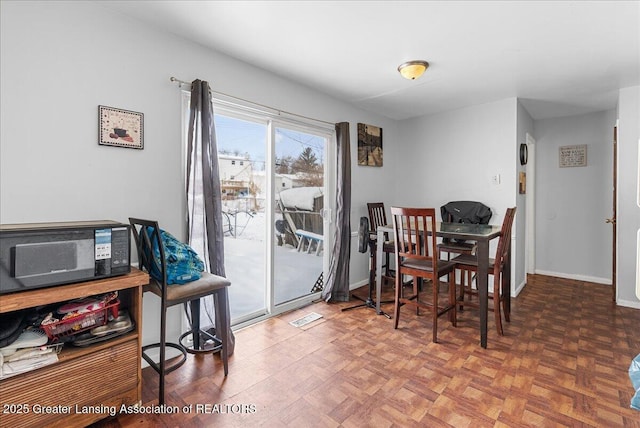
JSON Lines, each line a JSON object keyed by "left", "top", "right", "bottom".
{"left": 186, "top": 79, "right": 234, "bottom": 355}
{"left": 322, "top": 122, "right": 351, "bottom": 302}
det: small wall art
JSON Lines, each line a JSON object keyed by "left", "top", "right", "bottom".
{"left": 559, "top": 144, "right": 587, "bottom": 167}
{"left": 357, "top": 123, "right": 383, "bottom": 167}
{"left": 99, "top": 105, "right": 144, "bottom": 149}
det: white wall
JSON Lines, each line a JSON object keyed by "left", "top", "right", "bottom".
{"left": 617, "top": 86, "right": 640, "bottom": 307}
{"left": 395, "top": 98, "right": 519, "bottom": 293}
{"left": 0, "top": 1, "right": 397, "bottom": 342}
{"left": 533, "top": 109, "right": 616, "bottom": 283}
{"left": 396, "top": 98, "right": 517, "bottom": 215}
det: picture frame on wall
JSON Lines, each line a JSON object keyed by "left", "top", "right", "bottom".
{"left": 357, "top": 123, "right": 383, "bottom": 167}
{"left": 559, "top": 144, "right": 587, "bottom": 167}
{"left": 99, "top": 105, "right": 144, "bottom": 149}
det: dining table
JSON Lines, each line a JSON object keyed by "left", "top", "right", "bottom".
{"left": 375, "top": 221, "right": 506, "bottom": 348}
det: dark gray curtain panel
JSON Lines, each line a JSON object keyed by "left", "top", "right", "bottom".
{"left": 322, "top": 122, "right": 351, "bottom": 302}
{"left": 186, "top": 79, "right": 234, "bottom": 355}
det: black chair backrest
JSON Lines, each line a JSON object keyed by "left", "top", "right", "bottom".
{"left": 129, "top": 218, "right": 167, "bottom": 287}
{"left": 440, "top": 201, "right": 492, "bottom": 244}
{"left": 440, "top": 201, "right": 492, "bottom": 224}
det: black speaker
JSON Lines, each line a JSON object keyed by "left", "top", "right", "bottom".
{"left": 358, "top": 217, "right": 370, "bottom": 254}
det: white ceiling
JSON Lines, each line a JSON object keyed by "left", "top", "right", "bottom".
{"left": 102, "top": 1, "right": 640, "bottom": 120}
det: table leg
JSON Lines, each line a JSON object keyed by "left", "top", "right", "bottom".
{"left": 375, "top": 229, "right": 384, "bottom": 315}
{"left": 476, "top": 239, "right": 489, "bottom": 348}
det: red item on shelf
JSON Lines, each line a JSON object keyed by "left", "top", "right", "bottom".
{"left": 41, "top": 300, "right": 119, "bottom": 341}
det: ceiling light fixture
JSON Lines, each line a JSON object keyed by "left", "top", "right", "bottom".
{"left": 398, "top": 60, "right": 429, "bottom": 80}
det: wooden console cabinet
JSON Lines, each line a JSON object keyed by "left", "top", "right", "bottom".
{"left": 0, "top": 268, "right": 148, "bottom": 428}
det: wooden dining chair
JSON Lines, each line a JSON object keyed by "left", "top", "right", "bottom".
{"left": 452, "top": 207, "right": 516, "bottom": 335}
{"left": 367, "top": 202, "right": 395, "bottom": 282}
{"left": 390, "top": 207, "right": 457, "bottom": 343}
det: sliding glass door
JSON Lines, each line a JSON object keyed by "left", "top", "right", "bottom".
{"left": 204, "top": 102, "right": 333, "bottom": 327}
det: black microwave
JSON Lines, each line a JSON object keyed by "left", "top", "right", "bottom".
{"left": 0, "top": 220, "right": 131, "bottom": 295}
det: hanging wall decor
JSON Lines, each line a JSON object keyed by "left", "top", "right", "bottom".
{"left": 99, "top": 105, "right": 144, "bottom": 149}
{"left": 357, "top": 123, "right": 383, "bottom": 167}
{"left": 519, "top": 143, "right": 528, "bottom": 165}
{"left": 559, "top": 144, "right": 587, "bottom": 167}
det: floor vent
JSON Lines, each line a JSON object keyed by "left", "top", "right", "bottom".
{"left": 289, "top": 312, "right": 323, "bottom": 328}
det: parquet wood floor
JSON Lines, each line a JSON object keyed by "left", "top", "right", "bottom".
{"left": 93, "top": 274, "right": 640, "bottom": 427}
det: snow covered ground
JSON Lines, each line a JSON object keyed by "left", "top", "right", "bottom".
{"left": 222, "top": 210, "right": 323, "bottom": 321}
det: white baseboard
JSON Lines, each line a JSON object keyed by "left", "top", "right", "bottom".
{"left": 513, "top": 279, "right": 526, "bottom": 297}
{"left": 349, "top": 279, "right": 369, "bottom": 290}
{"left": 616, "top": 298, "right": 640, "bottom": 309}
{"left": 534, "top": 269, "right": 612, "bottom": 285}
{"left": 531, "top": 270, "right": 640, "bottom": 308}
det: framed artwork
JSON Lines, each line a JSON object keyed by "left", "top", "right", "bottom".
{"left": 559, "top": 144, "right": 587, "bottom": 167}
{"left": 357, "top": 123, "right": 383, "bottom": 167}
{"left": 99, "top": 105, "right": 144, "bottom": 149}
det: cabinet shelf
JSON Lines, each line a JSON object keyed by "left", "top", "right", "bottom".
{"left": 0, "top": 269, "right": 148, "bottom": 314}
{"left": 55, "top": 331, "right": 138, "bottom": 362}
{"left": 0, "top": 268, "right": 148, "bottom": 428}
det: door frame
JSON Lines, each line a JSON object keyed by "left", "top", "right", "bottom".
{"left": 611, "top": 124, "right": 618, "bottom": 301}
{"left": 525, "top": 132, "right": 536, "bottom": 275}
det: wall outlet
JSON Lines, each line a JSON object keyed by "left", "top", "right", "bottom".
{"left": 491, "top": 174, "right": 501, "bottom": 185}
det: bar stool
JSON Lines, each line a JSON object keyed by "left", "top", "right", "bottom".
{"left": 129, "top": 218, "right": 231, "bottom": 405}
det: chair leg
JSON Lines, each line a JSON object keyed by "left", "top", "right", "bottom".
{"left": 159, "top": 300, "right": 167, "bottom": 405}
{"left": 393, "top": 272, "right": 402, "bottom": 329}
{"left": 449, "top": 272, "right": 457, "bottom": 327}
{"left": 190, "top": 299, "right": 201, "bottom": 351}
{"left": 384, "top": 252, "right": 391, "bottom": 278}
{"left": 414, "top": 278, "right": 420, "bottom": 316}
{"left": 501, "top": 272, "right": 511, "bottom": 323}
{"left": 432, "top": 276, "right": 438, "bottom": 343}
{"left": 458, "top": 267, "right": 466, "bottom": 311}
{"left": 503, "top": 299, "right": 510, "bottom": 323}
{"left": 494, "top": 275, "right": 504, "bottom": 336}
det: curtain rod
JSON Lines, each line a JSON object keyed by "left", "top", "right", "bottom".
{"left": 170, "top": 77, "right": 335, "bottom": 126}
